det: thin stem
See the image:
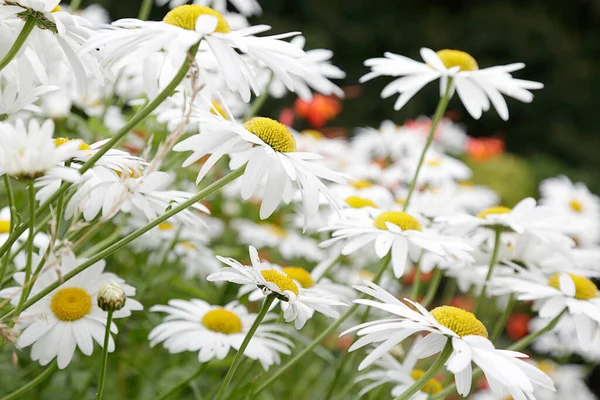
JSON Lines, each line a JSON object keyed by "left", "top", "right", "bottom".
{"left": 0, "top": 17, "right": 36, "bottom": 72}
{"left": 402, "top": 77, "right": 453, "bottom": 210}
{"left": 430, "top": 310, "right": 566, "bottom": 400}
{"left": 1, "top": 166, "right": 245, "bottom": 322}
{"left": 316, "top": 254, "right": 344, "bottom": 283}
{"left": 491, "top": 294, "right": 515, "bottom": 342}
{"left": 422, "top": 268, "right": 443, "bottom": 308}
{"left": 215, "top": 295, "right": 276, "bottom": 400}
{"left": 96, "top": 310, "right": 114, "bottom": 400}
{"left": 244, "top": 74, "right": 274, "bottom": 121}
{"left": 411, "top": 261, "right": 422, "bottom": 300}
{"left": 0, "top": 361, "right": 57, "bottom": 400}
{"left": 441, "top": 277, "right": 456, "bottom": 305}
{"left": 13, "top": 181, "right": 36, "bottom": 318}
{"left": 155, "top": 364, "right": 206, "bottom": 400}
{"left": 474, "top": 229, "right": 502, "bottom": 316}
{"left": 138, "top": 0, "right": 154, "bottom": 20}
{"left": 253, "top": 253, "right": 391, "bottom": 396}
{"left": 69, "top": 0, "right": 83, "bottom": 12}
{"left": 0, "top": 176, "right": 15, "bottom": 285}
{"left": 0, "top": 42, "right": 200, "bottom": 261}
{"left": 395, "top": 340, "right": 452, "bottom": 400}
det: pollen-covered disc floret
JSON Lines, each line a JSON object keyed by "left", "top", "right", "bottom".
{"left": 410, "top": 370, "right": 443, "bottom": 395}
{"left": 201, "top": 308, "right": 243, "bottom": 334}
{"left": 0, "top": 220, "right": 9, "bottom": 233}
{"left": 477, "top": 205, "right": 512, "bottom": 219}
{"left": 345, "top": 196, "right": 377, "bottom": 209}
{"left": 548, "top": 273, "right": 598, "bottom": 300}
{"left": 569, "top": 199, "right": 584, "bottom": 213}
{"left": 349, "top": 180, "right": 373, "bottom": 189}
{"left": 244, "top": 117, "right": 297, "bottom": 153}
{"left": 54, "top": 137, "right": 92, "bottom": 151}
{"left": 51, "top": 287, "right": 92, "bottom": 321}
{"left": 163, "top": 5, "right": 231, "bottom": 33}
{"left": 430, "top": 305, "right": 488, "bottom": 338}
{"left": 261, "top": 270, "right": 300, "bottom": 295}
{"left": 282, "top": 267, "right": 314, "bottom": 288}
{"left": 436, "top": 49, "right": 479, "bottom": 71}
{"left": 373, "top": 211, "right": 422, "bottom": 231}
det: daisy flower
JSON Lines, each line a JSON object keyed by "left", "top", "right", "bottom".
{"left": 148, "top": 299, "right": 292, "bottom": 369}
{"left": 361, "top": 48, "right": 543, "bottom": 120}
{"left": 490, "top": 266, "right": 600, "bottom": 350}
{"left": 343, "top": 282, "right": 555, "bottom": 398}
{"left": 207, "top": 246, "right": 347, "bottom": 329}
{"left": 320, "top": 208, "right": 473, "bottom": 278}
{"left": 0, "top": 252, "right": 143, "bottom": 369}
{"left": 0, "top": 119, "right": 80, "bottom": 182}
{"left": 84, "top": 5, "right": 305, "bottom": 102}
{"left": 173, "top": 116, "right": 347, "bottom": 224}
{"left": 155, "top": 0, "right": 262, "bottom": 17}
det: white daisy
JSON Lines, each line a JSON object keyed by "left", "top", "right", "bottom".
{"left": 155, "top": 0, "right": 262, "bottom": 17}
{"left": 0, "top": 119, "right": 80, "bottom": 182}
{"left": 361, "top": 48, "right": 543, "bottom": 120}
{"left": 148, "top": 299, "right": 292, "bottom": 369}
{"left": 490, "top": 266, "right": 600, "bottom": 350}
{"left": 343, "top": 282, "right": 555, "bottom": 398}
{"left": 173, "top": 116, "right": 347, "bottom": 224}
{"left": 207, "top": 246, "right": 347, "bottom": 329}
{"left": 320, "top": 208, "right": 473, "bottom": 278}
{"left": 0, "top": 251, "right": 143, "bottom": 369}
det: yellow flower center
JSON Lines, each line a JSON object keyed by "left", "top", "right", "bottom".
{"left": 282, "top": 267, "right": 314, "bottom": 288}
{"left": 537, "top": 360, "right": 557, "bottom": 375}
{"left": 373, "top": 211, "right": 422, "bottom": 231}
{"left": 158, "top": 222, "right": 175, "bottom": 231}
{"left": 54, "top": 137, "right": 92, "bottom": 151}
{"left": 0, "top": 220, "right": 10, "bottom": 234}
{"left": 458, "top": 180, "right": 475, "bottom": 187}
{"left": 50, "top": 5, "right": 62, "bottom": 12}
{"left": 426, "top": 159, "right": 441, "bottom": 167}
{"left": 569, "top": 199, "right": 584, "bottom": 213}
{"left": 201, "top": 308, "right": 243, "bottom": 334}
{"left": 211, "top": 101, "right": 228, "bottom": 119}
{"left": 264, "top": 224, "right": 288, "bottom": 238}
{"left": 410, "top": 370, "right": 443, "bottom": 395}
{"left": 548, "top": 273, "right": 598, "bottom": 300}
{"left": 430, "top": 306, "right": 488, "bottom": 338}
{"left": 163, "top": 5, "right": 230, "bottom": 33}
{"left": 350, "top": 180, "right": 373, "bottom": 189}
{"left": 181, "top": 241, "right": 196, "bottom": 250}
{"left": 345, "top": 196, "right": 377, "bottom": 209}
{"left": 436, "top": 49, "right": 479, "bottom": 71}
{"left": 477, "top": 206, "right": 512, "bottom": 219}
{"left": 51, "top": 287, "right": 92, "bottom": 321}
{"left": 244, "top": 117, "right": 296, "bottom": 153}
{"left": 301, "top": 130, "right": 325, "bottom": 140}
{"left": 260, "top": 270, "right": 299, "bottom": 296}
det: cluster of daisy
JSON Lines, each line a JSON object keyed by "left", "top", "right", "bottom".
{"left": 0, "top": 0, "right": 598, "bottom": 399}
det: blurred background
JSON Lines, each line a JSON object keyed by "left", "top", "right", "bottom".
{"left": 76, "top": 0, "right": 600, "bottom": 198}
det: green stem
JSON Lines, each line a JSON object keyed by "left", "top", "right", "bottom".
{"left": 244, "top": 74, "right": 274, "bottom": 121}
{"left": 411, "top": 259, "right": 422, "bottom": 300}
{"left": 215, "top": 295, "right": 276, "bottom": 400}
{"left": 13, "top": 182, "right": 36, "bottom": 318}
{"left": 402, "top": 77, "right": 453, "bottom": 210}
{"left": 0, "top": 176, "right": 15, "bottom": 286}
{"left": 0, "top": 42, "right": 200, "bottom": 261}
{"left": 430, "top": 310, "right": 565, "bottom": 400}
{"left": 316, "top": 254, "right": 343, "bottom": 283}
{"left": 96, "top": 310, "right": 114, "bottom": 400}
{"left": 491, "top": 294, "right": 515, "bottom": 342}
{"left": 422, "top": 268, "right": 443, "bottom": 308}
{"left": 474, "top": 229, "right": 502, "bottom": 316}
{"left": 155, "top": 364, "right": 206, "bottom": 400}
{"left": 441, "top": 278, "right": 456, "bottom": 305}
{"left": 0, "top": 361, "right": 57, "bottom": 400}
{"left": 0, "top": 166, "right": 245, "bottom": 322}
{"left": 0, "top": 17, "right": 36, "bottom": 72}
{"left": 69, "top": 0, "right": 83, "bottom": 12}
{"left": 395, "top": 340, "right": 452, "bottom": 400}
{"left": 138, "top": 0, "right": 154, "bottom": 20}
{"left": 253, "top": 253, "right": 391, "bottom": 396}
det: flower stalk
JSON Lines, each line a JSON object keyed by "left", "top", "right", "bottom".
{"left": 474, "top": 228, "right": 502, "bottom": 316}
{"left": 0, "top": 17, "right": 36, "bottom": 72}
{"left": 96, "top": 310, "right": 114, "bottom": 400}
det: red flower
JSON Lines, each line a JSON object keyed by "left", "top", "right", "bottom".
{"left": 293, "top": 94, "right": 342, "bottom": 128}
{"left": 466, "top": 137, "right": 505, "bottom": 161}
{"left": 506, "top": 312, "right": 530, "bottom": 341}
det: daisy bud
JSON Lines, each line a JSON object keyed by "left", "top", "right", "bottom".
{"left": 97, "top": 283, "right": 126, "bottom": 312}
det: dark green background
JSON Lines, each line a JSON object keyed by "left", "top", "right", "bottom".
{"left": 79, "top": 0, "right": 600, "bottom": 192}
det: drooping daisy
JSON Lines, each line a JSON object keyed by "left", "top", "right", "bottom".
{"left": 84, "top": 5, "right": 306, "bottom": 102}
{"left": 0, "top": 119, "right": 80, "bottom": 182}
{"left": 148, "top": 299, "right": 292, "bottom": 369}
{"left": 343, "top": 282, "right": 555, "bottom": 398}
{"left": 207, "top": 246, "right": 347, "bottom": 329}
{"left": 361, "top": 48, "right": 543, "bottom": 120}
{"left": 0, "top": 252, "right": 143, "bottom": 369}
{"left": 490, "top": 266, "right": 600, "bottom": 350}
{"left": 174, "top": 116, "right": 347, "bottom": 224}
{"left": 320, "top": 208, "right": 473, "bottom": 278}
